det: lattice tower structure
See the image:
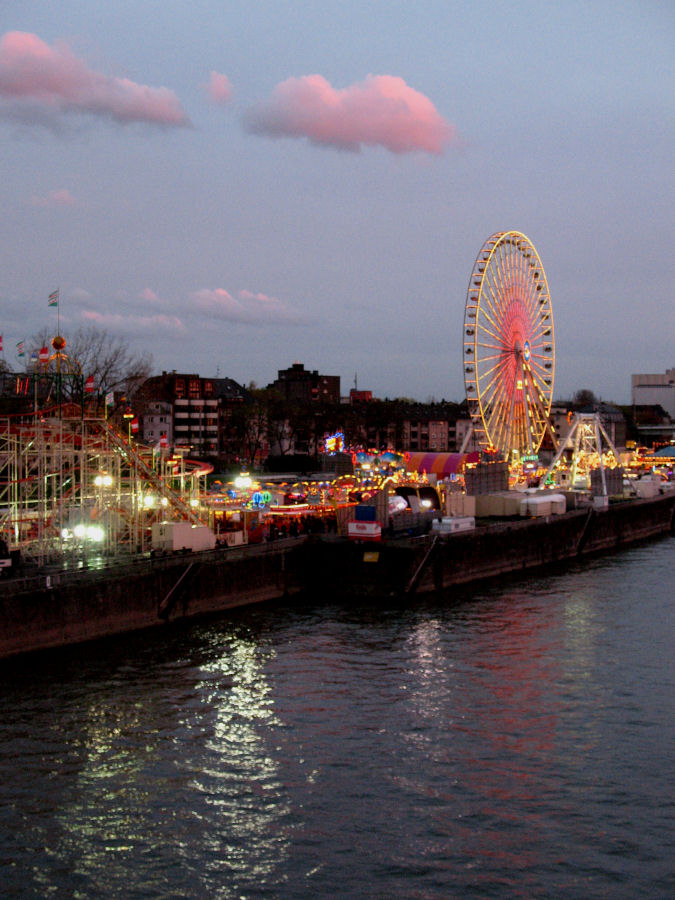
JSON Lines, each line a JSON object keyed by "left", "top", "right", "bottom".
{"left": 0, "top": 416, "right": 209, "bottom": 566}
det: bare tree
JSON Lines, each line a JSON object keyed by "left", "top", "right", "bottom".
{"left": 572, "top": 388, "right": 597, "bottom": 408}
{"left": 28, "top": 327, "right": 152, "bottom": 405}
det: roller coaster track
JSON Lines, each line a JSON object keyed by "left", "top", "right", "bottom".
{"left": 101, "top": 420, "right": 207, "bottom": 527}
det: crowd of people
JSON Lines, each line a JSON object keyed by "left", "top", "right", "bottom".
{"left": 261, "top": 514, "right": 339, "bottom": 542}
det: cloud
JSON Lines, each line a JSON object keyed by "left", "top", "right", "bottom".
{"left": 244, "top": 73, "right": 456, "bottom": 154}
{"left": 81, "top": 309, "right": 185, "bottom": 332}
{"left": 191, "top": 287, "right": 306, "bottom": 324}
{"left": 139, "top": 287, "right": 159, "bottom": 302}
{"left": 70, "top": 287, "right": 92, "bottom": 302}
{"left": 29, "top": 187, "right": 78, "bottom": 207}
{"left": 203, "top": 71, "right": 232, "bottom": 105}
{"left": 0, "top": 31, "right": 189, "bottom": 127}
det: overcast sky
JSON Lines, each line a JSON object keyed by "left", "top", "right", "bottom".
{"left": 1, "top": 1, "right": 673, "bottom": 404}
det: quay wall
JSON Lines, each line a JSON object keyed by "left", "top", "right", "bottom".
{"left": 297, "top": 493, "right": 675, "bottom": 597}
{"left": 0, "top": 542, "right": 302, "bottom": 660}
{"left": 1, "top": 494, "right": 673, "bottom": 660}
{"left": 422, "top": 492, "right": 675, "bottom": 593}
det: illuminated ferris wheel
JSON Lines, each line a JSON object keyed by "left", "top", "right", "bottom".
{"left": 463, "top": 231, "right": 555, "bottom": 457}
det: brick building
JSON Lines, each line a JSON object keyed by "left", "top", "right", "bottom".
{"left": 137, "top": 372, "right": 247, "bottom": 456}
{"left": 268, "top": 362, "right": 340, "bottom": 405}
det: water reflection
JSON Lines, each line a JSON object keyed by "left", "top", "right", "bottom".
{"left": 186, "top": 634, "right": 292, "bottom": 895}
{"left": 0, "top": 537, "right": 673, "bottom": 898}
{"left": 392, "top": 593, "right": 565, "bottom": 892}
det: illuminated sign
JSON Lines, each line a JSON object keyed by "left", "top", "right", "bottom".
{"left": 324, "top": 431, "right": 345, "bottom": 454}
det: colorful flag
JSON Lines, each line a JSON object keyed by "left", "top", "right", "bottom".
{"left": 160, "top": 432, "right": 168, "bottom": 448}
{"left": 39, "top": 346, "right": 49, "bottom": 363}
{"left": 105, "top": 391, "right": 114, "bottom": 407}
{"left": 0, "top": 335, "right": 3, "bottom": 352}
{"left": 48, "top": 289, "right": 59, "bottom": 307}
{"left": 131, "top": 417, "right": 139, "bottom": 434}
{"left": 16, "top": 340, "right": 25, "bottom": 357}
{"left": 85, "top": 375, "right": 95, "bottom": 394}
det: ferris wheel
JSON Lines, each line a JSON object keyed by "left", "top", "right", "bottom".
{"left": 463, "top": 231, "right": 555, "bottom": 457}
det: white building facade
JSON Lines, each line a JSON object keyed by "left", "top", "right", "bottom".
{"left": 631, "top": 368, "right": 675, "bottom": 418}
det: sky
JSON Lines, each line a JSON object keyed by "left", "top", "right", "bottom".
{"left": 1, "top": 0, "right": 673, "bottom": 405}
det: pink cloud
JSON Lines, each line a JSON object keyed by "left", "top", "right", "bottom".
{"left": 203, "top": 71, "right": 232, "bottom": 105}
{"left": 139, "top": 288, "right": 159, "bottom": 302}
{"left": 0, "top": 31, "right": 189, "bottom": 126}
{"left": 29, "top": 187, "right": 78, "bottom": 207}
{"left": 81, "top": 309, "right": 184, "bottom": 332}
{"left": 191, "top": 288, "right": 305, "bottom": 324}
{"left": 244, "top": 73, "right": 456, "bottom": 154}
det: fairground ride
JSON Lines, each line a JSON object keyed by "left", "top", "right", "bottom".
{"left": 463, "top": 231, "right": 557, "bottom": 460}
{"left": 542, "top": 412, "right": 622, "bottom": 493}
{"left": 0, "top": 363, "right": 212, "bottom": 566}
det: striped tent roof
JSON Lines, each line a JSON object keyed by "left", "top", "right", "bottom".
{"left": 649, "top": 444, "right": 675, "bottom": 459}
{"left": 405, "top": 451, "right": 480, "bottom": 478}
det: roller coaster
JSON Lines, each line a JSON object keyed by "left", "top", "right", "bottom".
{"left": 0, "top": 409, "right": 212, "bottom": 566}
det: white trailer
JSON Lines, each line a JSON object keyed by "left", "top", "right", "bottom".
{"left": 151, "top": 522, "right": 216, "bottom": 553}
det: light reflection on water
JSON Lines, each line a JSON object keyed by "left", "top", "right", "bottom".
{"left": 0, "top": 536, "right": 673, "bottom": 898}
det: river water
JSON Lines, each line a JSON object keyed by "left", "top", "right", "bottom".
{"left": 1, "top": 536, "right": 674, "bottom": 899}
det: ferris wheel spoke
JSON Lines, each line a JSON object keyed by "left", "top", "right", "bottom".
{"left": 485, "top": 271, "right": 513, "bottom": 328}
{"left": 477, "top": 340, "right": 511, "bottom": 358}
{"left": 496, "top": 395, "right": 515, "bottom": 450}
{"left": 528, "top": 359, "right": 552, "bottom": 383}
{"left": 475, "top": 341, "right": 509, "bottom": 356}
{"left": 489, "top": 386, "right": 511, "bottom": 439}
{"left": 523, "top": 375, "right": 548, "bottom": 436}
{"left": 485, "top": 263, "right": 514, "bottom": 320}
{"left": 475, "top": 321, "right": 508, "bottom": 346}
{"left": 524, "top": 364, "right": 550, "bottom": 411}
{"left": 482, "top": 283, "right": 511, "bottom": 337}
{"left": 478, "top": 355, "right": 512, "bottom": 395}
{"left": 529, "top": 357, "right": 554, "bottom": 386}
{"left": 476, "top": 356, "right": 509, "bottom": 372}
{"left": 527, "top": 316, "right": 552, "bottom": 343}
{"left": 484, "top": 395, "right": 506, "bottom": 443}
{"left": 489, "top": 373, "right": 515, "bottom": 438}
{"left": 528, "top": 368, "right": 552, "bottom": 407}
{"left": 492, "top": 249, "right": 517, "bottom": 307}
{"left": 482, "top": 393, "right": 509, "bottom": 443}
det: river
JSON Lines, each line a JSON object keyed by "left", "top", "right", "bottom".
{"left": 1, "top": 536, "right": 673, "bottom": 898}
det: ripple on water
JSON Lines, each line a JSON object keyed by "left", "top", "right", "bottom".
{"left": 0, "top": 536, "right": 673, "bottom": 898}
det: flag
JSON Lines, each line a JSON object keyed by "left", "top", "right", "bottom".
{"left": 131, "top": 417, "right": 139, "bottom": 434}
{"left": 39, "top": 346, "right": 49, "bottom": 363}
{"left": 48, "top": 289, "right": 59, "bottom": 307}
{"left": 105, "top": 391, "right": 114, "bottom": 407}
{"left": 16, "top": 340, "right": 25, "bottom": 357}
{"left": 85, "top": 375, "right": 95, "bottom": 394}
{"left": 0, "top": 335, "right": 3, "bottom": 352}
{"left": 160, "top": 432, "right": 168, "bottom": 448}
